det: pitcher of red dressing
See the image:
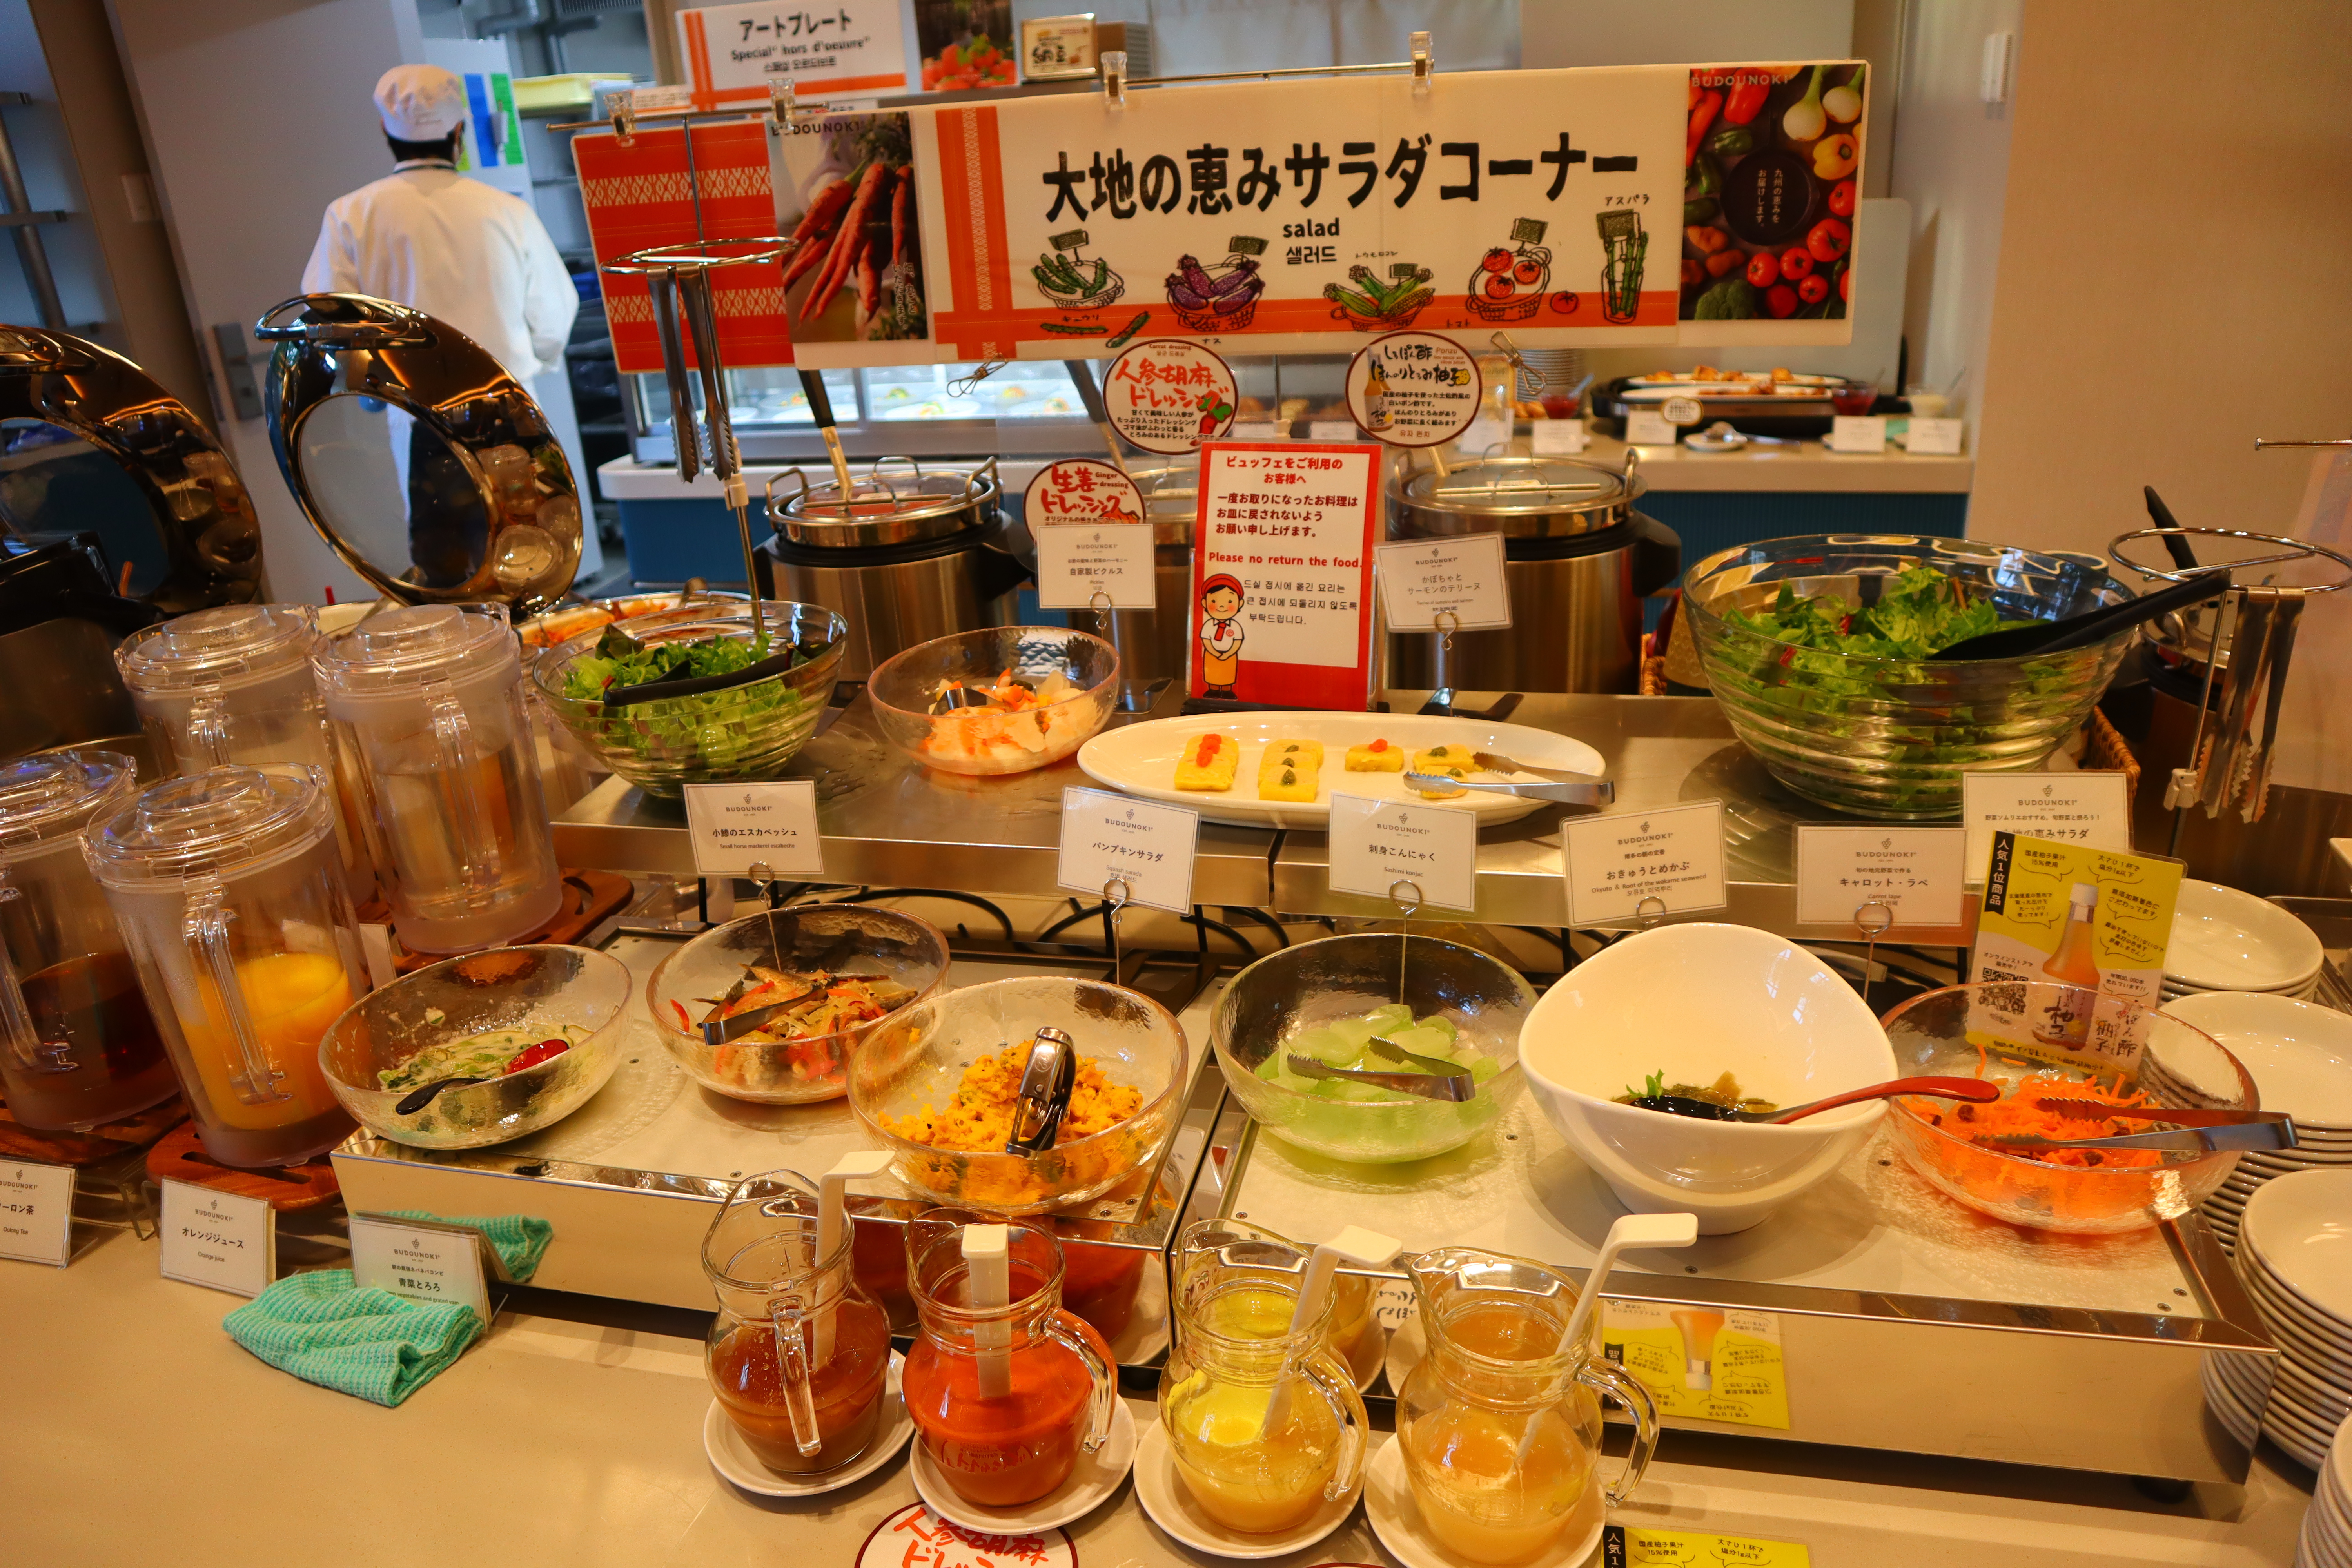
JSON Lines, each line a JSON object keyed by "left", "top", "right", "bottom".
{"left": 900, "top": 1214, "right": 1115, "bottom": 1507}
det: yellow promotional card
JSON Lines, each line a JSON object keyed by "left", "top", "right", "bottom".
{"left": 1600, "top": 1301, "right": 1789, "bottom": 1430}
{"left": 1606, "top": 1526, "right": 1812, "bottom": 1567}
{"left": 1967, "top": 831, "right": 2185, "bottom": 1070}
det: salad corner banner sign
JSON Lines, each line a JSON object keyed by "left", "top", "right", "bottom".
{"left": 780, "top": 58, "right": 1864, "bottom": 367}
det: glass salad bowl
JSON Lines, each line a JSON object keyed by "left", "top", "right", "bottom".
{"left": 1878, "top": 982, "right": 2255, "bottom": 1234}
{"left": 1682, "top": 535, "right": 2136, "bottom": 819}
{"left": 848, "top": 975, "right": 1187, "bottom": 1214}
{"left": 646, "top": 905, "right": 951, "bottom": 1103}
{"left": 530, "top": 599, "right": 846, "bottom": 799}
{"left": 1211, "top": 933, "right": 1534, "bottom": 1165}
{"left": 318, "top": 945, "right": 634, "bottom": 1149}
{"left": 866, "top": 626, "right": 1118, "bottom": 776}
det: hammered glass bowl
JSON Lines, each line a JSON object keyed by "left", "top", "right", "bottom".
{"left": 645, "top": 906, "right": 951, "bottom": 1103}
{"left": 848, "top": 975, "right": 1187, "bottom": 1214}
{"left": 866, "top": 626, "right": 1118, "bottom": 775}
{"left": 318, "top": 945, "right": 633, "bottom": 1149}
{"left": 1210, "top": 932, "right": 1532, "bottom": 1165}
{"left": 1682, "top": 534, "right": 2136, "bottom": 819}
{"left": 1879, "top": 981, "right": 2256, "bottom": 1234}
{"left": 530, "top": 599, "right": 846, "bottom": 798}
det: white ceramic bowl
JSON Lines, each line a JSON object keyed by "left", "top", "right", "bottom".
{"left": 1517, "top": 923, "right": 1896, "bottom": 1233}
{"left": 2165, "top": 881, "right": 2326, "bottom": 993}
{"left": 2156, "top": 991, "right": 2352, "bottom": 1127}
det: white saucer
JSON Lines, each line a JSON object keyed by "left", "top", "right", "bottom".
{"left": 703, "top": 1351, "right": 913, "bottom": 1497}
{"left": 909, "top": 1399, "right": 1137, "bottom": 1534}
{"left": 1131, "top": 1420, "right": 1361, "bottom": 1559}
{"left": 1363, "top": 1435, "right": 1603, "bottom": 1568}
{"left": 2241, "top": 1171, "right": 2352, "bottom": 1322}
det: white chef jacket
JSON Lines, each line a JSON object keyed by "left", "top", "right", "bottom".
{"left": 302, "top": 160, "right": 578, "bottom": 383}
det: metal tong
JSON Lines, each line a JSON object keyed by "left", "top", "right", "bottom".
{"left": 1004, "top": 1027, "right": 1079, "bottom": 1154}
{"left": 1285, "top": 1035, "right": 1477, "bottom": 1102}
{"left": 1987, "top": 1102, "right": 2299, "bottom": 1155}
{"left": 1401, "top": 749, "right": 1615, "bottom": 807}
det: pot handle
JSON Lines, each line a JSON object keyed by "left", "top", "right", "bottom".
{"left": 1576, "top": 1355, "right": 1659, "bottom": 1508}
{"left": 1302, "top": 1347, "right": 1373, "bottom": 1501}
{"left": 0, "top": 870, "right": 51, "bottom": 1074}
{"left": 1047, "top": 1308, "right": 1118, "bottom": 1454}
{"left": 427, "top": 683, "right": 502, "bottom": 904}
{"left": 1630, "top": 511, "right": 1682, "bottom": 600}
{"left": 768, "top": 1292, "right": 827, "bottom": 1459}
{"left": 182, "top": 874, "right": 291, "bottom": 1105}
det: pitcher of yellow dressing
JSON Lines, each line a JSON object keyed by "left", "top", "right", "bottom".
{"left": 1158, "top": 1219, "right": 1372, "bottom": 1535}
{"left": 1397, "top": 1247, "right": 1660, "bottom": 1566}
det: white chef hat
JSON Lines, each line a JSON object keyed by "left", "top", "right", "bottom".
{"left": 374, "top": 64, "right": 467, "bottom": 140}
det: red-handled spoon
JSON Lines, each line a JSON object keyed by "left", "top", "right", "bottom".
{"left": 1744, "top": 1076, "right": 2001, "bottom": 1125}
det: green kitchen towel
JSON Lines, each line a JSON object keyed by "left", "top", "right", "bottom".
{"left": 223, "top": 1269, "right": 482, "bottom": 1408}
{"left": 385, "top": 1210, "right": 553, "bottom": 1281}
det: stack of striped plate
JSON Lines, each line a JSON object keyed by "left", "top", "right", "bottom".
{"left": 2296, "top": 1415, "right": 2352, "bottom": 1568}
{"left": 2158, "top": 993, "right": 2352, "bottom": 1252}
{"left": 2202, "top": 1170, "right": 2352, "bottom": 1472}
{"left": 2165, "top": 881, "right": 2328, "bottom": 1001}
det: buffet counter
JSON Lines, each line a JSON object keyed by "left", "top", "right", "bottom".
{"left": 0, "top": 1222, "right": 2312, "bottom": 1568}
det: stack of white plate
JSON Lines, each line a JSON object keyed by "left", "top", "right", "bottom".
{"left": 2158, "top": 993, "right": 2352, "bottom": 1252}
{"left": 2296, "top": 1416, "right": 2352, "bottom": 1568}
{"left": 2165, "top": 881, "right": 2327, "bottom": 1001}
{"left": 2210, "top": 1170, "right": 2352, "bottom": 1472}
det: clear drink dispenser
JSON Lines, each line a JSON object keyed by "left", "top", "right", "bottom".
{"left": 0, "top": 751, "right": 180, "bottom": 1132}
{"left": 84, "top": 766, "right": 364, "bottom": 1167}
{"left": 114, "top": 603, "right": 376, "bottom": 903}
{"left": 312, "top": 603, "right": 561, "bottom": 953}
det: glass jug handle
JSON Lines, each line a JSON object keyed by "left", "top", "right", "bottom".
{"left": 1575, "top": 1357, "right": 1660, "bottom": 1507}
{"left": 187, "top": 683, "right": 233, "bottom": 768}
{"left": 0, "top": 873, "right": 44, "bottom": 1073}
{"left": 768, "top": 1294, "right": 826, "bottom": 1459}
{"left": 426, "top": 684, "right": 499, "bottom": 898}
{"left": 1047, "top": 1308, "right": 1117, "bottom": 1454}
{"left": 182, "top": 874, "right": 289, "bottom": 1105}
{"left": 1302, "top": 1348, "right": 1372, "bottom": 1501}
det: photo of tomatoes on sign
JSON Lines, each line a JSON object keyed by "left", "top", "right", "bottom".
{"left": 1682, "top": 62, "right": 1867, "bottom": 323}
{"left": 1103, "top": 339, "right": 1237, "bottom": 455}
{"left": 1022, "top": 458, "right": 1145, "bottom": 526}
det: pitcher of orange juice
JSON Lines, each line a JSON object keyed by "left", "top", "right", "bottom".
{"left": 85, "top": 766, "right": 366, "bottom": 1167}
{"left": 1396, "top": 1247, "right": 1659, "bottom": 1566}
{"left": 1159, "top": 1219, "right": 1374, "bottom": 1535}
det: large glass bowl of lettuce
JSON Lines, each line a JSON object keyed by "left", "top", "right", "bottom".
{"left": 1682, "top": 534, "right": 2136, "bottom": 819}
{"left": 532, "top": 599, "right": 846, "bottom": 798}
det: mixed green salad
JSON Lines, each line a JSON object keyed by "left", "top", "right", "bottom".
{"left": 562, "top": 625, "right": 775, "bottom": 697}
{"left": 1722, "top": 564, "right": 2035, "bottom": 659}
{"left": 558, "top": 624, "right": 829, "bottom": 776}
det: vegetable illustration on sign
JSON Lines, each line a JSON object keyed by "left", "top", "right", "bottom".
{"left": 1033, "top": 227, "right": 1124, "bottom": 310}
{"left": 1102, "top": 338, "right": 1236, "bottom": 454}
{"left": 1167, "top": 236, "right": 1267, "bottom": 330}
{"left": 1465, "top": 218, "right": 1551, "bottom": 323}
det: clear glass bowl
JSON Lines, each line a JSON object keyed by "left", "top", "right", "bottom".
{"left": 1879, "top": 981, "right": 2255, "bottom": 1234}
{"left": 530, "top": 600, "right": 847, "bottom": 799}
{"left": 866, "top": 627, "right": 1118, "bottom": 776}
{"left": 318, "top": 945, "right": 633, "bottom": 1149}
{"left": 645, "top": 906, "right": 951, "bottom": 1103}
{"left": 1682, "top": 534, "right": 2135, "bottom": 819}
{"left": 1211, "top": 933, "right": 1532, "bottom": 1165}
{"left": 848, "top": 975, "right": 1187, "bottom": 1214}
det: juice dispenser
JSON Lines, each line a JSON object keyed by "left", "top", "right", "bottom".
{"left": 1161, "top": 1219, "right": 1374, "bottom": 1535}
{"left": 1396, "top": 1246, "right": 1660, "bottom": 1566}
{"left": 312, "top": 603, "right": 560, "bottom": 953}
{"left": 114, "top": 603, "right": 374, "bottom": 902}
{"left": 703, "top": 1171, "right": 895, "bottom": 1475}
{"left": 900, "top": 1214, "right": 1115, "bottom": 1508}
{"left": 0, "top": 751, "right": 179, "bottom": 1131}
{"left": 84, "top": 765, "right": 364, "bottom": 1167}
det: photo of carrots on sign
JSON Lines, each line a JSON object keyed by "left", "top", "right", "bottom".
{"left": 914, "top": 0, "right": 1017, "bottom": 91}
{"left": 1681, "top": 62, "right": 1866, "bottom": 323}
{"left": 772, "top": 113, "right": 926, "bottom": 343}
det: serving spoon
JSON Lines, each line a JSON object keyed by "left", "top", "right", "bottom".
{"left": 1717, "top": 1075, "right": 2001, "bottom": 1125}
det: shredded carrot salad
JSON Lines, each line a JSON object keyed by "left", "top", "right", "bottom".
{"left": 1905, "top": 1071, "right": 2165, "bottom": 1169}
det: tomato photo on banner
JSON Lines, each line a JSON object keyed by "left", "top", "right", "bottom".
{"left": 1188, "top": 442, "right": 1382, "bottom": 709}
{"left": 1680, "top": 62, "right": 1867, "bottom": 328}
{"left": 915, "top": 0, "right": 1018, "bottom": 92}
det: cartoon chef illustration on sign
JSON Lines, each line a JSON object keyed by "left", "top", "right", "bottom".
{"left": 1196, "top": 574, "right": 1246, "bottom": 698}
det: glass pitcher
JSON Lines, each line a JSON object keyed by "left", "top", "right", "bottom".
{"left": 0, "top": 751, "right": 179, "bottom": 1131}
{"left": 901, "top": 1212, "right": 1116, "bottom": 1508}
{"left": 702, "top": 1171, "right": 895, "bottom": 1475}
{"left": 114, "top": 603, "right": 376, "bottom": 903}
{"left": 84, "top": 766, "right": 365, "bottom": 1167}
{"left": 313, "top": 603, "right": 560, "bottom": 953}
{"left": 1397, "top": 1246, "right": 1659, "bottom": 1566}
{"left": 1161, "top": 1218, "right": 1371, "bottom": 1535}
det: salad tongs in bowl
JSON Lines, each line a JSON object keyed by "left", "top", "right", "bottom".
{"left": 1285, "top": 1035, "right": 1477, "bottom": 1103}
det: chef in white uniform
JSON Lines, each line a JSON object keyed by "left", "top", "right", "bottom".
{"left": 302, "top": 64, "right": 579, "bottom": 586}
